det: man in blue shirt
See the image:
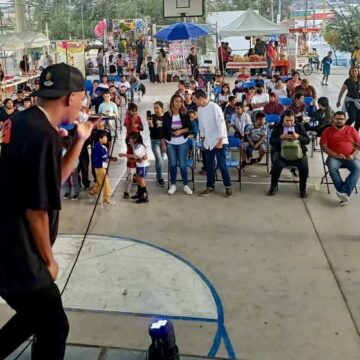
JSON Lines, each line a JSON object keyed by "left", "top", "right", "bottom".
{"left": 321, "top": 51, "right": 333, "bottom": 86}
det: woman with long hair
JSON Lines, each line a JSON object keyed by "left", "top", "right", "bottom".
{"left": 337, "top": 67, "right": 360, "bottom": 130}
{"left": 157, "top": 48, "right": 168, "bottom": 84}
{"left": 286, "top": 71, "right": 302, "bottom": 98}
{"left": 161, "top": 94, "right": 192, "bottom": 195}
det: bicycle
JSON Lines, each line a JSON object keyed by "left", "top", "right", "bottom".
{"left": 302, "top": 57, "right": 320, "bottom": 76}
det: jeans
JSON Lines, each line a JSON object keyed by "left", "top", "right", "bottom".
{"left": 326, "top": 157, "right": 360, "bottom": 196}
{"left": 98, "top": 64, "right": 104, "bottom": 79}
{"left": 167, "top": 142, "right": 189, "bottom": 186}
{"left": 204, "top": 147, "right": 231, "bottom": 189}
{"left": 117, "top": 66, "right": 123, "bottom": 76}
{"left": 266, "top": 57, "right": 273, "bottom": 77}
{"left": 0, "top": 282, "right": 69, "bottom": 360}
{"left": 271, "top": 152, "right": 309, "bottom": 192}
{"left": 151, "top": 139, "right": 164, "bottom": 180}
{"left": 130, "top": 82, "right": 140, "bottom": 102}
{"left": 63, "top": 170, "right": 80, "bottom": 196}
{"left": 136, "top": 56, "right": 143, "bottom": 74}
{"left": 346, "top": 102, "right": 360, "bottom": 131}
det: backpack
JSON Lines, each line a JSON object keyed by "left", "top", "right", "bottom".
{"left": 281, "top": 140, "right": 303, "bottom": 161}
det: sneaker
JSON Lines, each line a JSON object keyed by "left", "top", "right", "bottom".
{"left": 183, "top": 185, "right": 193, "bottom": 195}
{"left": 340, "top": 200, "right": 349, "bottom": 206}
{"left": 168, "top": 184, "right": 177, "bottom": 195}
{"left": 225, "top": 187, "right": 233, "bottom": 198}
{"left": 267, "top": 187, "right": 278, "bottom": 196}
{"left": 321, "top": 81, "right": 324, "bottom": 86}
{"left": 71, "top": 195, "right": 79, "bottom": 201}
{"left": 103, "top": 200, "right": 116, "bottom": 205}
{"left": 325, "top": 83, "right": 329, "bottom": 86}
{"left": 199, "top": 187, "right": 215, "bottom": 197}
{"left": 136, "top": 194, "right": 149, "bottom": 204}
{"left": 157, "top": 179, "right": 165, "bottom": 187}
{"left": 299, "top": 191, "right": 307, "bottom": 198}
{"left": 63, "top": 193, "right": 70, "bottom": 200}
{"left": 131, "top": 193, "right": 140, "bottom": 200}
{"left": 336, "top": 191, "right": 349, "bottom": 204}
{"left": 123, "top": 192, "right": 130, "bottom": 199}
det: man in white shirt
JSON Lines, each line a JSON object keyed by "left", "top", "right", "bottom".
{"left": 193, "top": 89, "right": 232, "bottom": 198}
{"left": 251, "top": 87, "right": 269, "bottom": 112}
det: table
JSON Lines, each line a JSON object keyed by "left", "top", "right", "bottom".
{"left": 226, "top": 60, "right": 291, "bottom": 75}
{"left": 0, "top": 74, "right": 40, "bottom": 93}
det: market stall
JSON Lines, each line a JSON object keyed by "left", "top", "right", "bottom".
{"left": 219, "top": 9, "right": 289, "bottom": 74}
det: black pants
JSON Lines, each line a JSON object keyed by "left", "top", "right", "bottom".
{"left": 0, "top": 282, "right": 69, "bottom": 360}
{"left": 78, "top": 146, "right": 90, "bottom": 188}
{"left": 98, "top": 64, "right": 104, "bottom": 79}
{"left": 346, "top": 102, "right": 360, "bottom": 131}
{"left": 271, "top": 152, "right": 309, "bottom": 192}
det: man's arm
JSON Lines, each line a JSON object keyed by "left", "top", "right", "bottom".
{"left": 26, "top": 210, "right": 58, "bottom": 280}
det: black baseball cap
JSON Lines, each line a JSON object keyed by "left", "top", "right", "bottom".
{"left": 33, "top": 63, "right": 85, "bottom": 98}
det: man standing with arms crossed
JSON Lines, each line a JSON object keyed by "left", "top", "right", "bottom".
{"left": 0, "top": 63, "right": 93, "bottom": 359}
{"left": 193, "top": 89, "right": 232, "bottom": 198}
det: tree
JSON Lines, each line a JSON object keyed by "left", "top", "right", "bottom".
{"left": 323, "top": 4, "right": 360, "bottom": 53}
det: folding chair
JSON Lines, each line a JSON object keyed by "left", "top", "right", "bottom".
{"left": 320, "top": 150, "right": 358, "bottom": 194}
{"left": 84, "top": 79, "right": 93, "bottom": 94}
{"left": 304, "top": 97, "right": 315, "bottom": 116}
{"left": 167, "top": 138, "right": 196, "bottom": 191}
{"left": 265, "top": 114, "right": 281, "bottom": 173}
{"left": 279, "top": 97, "right": 293, "bottom": 107}
{"left": 216, "top": 136, "right": 242, "bottom": 190}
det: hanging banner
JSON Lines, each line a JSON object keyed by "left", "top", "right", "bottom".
{"left": 56, "top": 41, "right": 86, "bottom": 76}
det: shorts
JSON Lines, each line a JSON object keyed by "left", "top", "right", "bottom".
{"left": 242, "top": 142, "right": 267, "bottom": 152}
{"left": 136, "top": 166, "right": 149, "bottom": 178}
{"left": 322, "top": 67, "right": 330, "bottom": 76}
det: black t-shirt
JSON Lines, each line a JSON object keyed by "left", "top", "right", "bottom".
{"left": 13, "top": 99, "right": 24, "bottom": 109}
{"left": 344, "top": 79, "right": 360, "bottom": 99}
{"left": 0, "top": 107, "right": 62, "bottom": 295}
{"left": 20, "top": 60, "right": 29, "bottom": 72}
{"left": 149, "top": 114, "right": 163, "bottom": 140}
{"left": 0, "top": 107, "right": 17, "bottom": 122}
{"left": 185, "top": 101, "right": 198, "bottom": 113}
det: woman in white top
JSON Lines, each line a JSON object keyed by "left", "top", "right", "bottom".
{"left": 161, "top": 95, "right": 193, "bottom": 195}
{"left": 272, "top": 78, "right": 288, "bottom": 99}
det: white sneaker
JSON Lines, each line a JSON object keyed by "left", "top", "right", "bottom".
{"left": 168, "top": 184, "right": 177, "bottom": 195}
{"left": 336, "top": 191, "right": 349, "bottom": 204}
{"left": 183, "top": 185, "right": 193, "bottom": 195}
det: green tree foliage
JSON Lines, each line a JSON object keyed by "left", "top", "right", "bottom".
{"left": 323, "top": 4, "right": 360, "bottom": 53}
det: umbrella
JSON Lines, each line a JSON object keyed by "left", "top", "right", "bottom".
{"left": 155, "top": 22, "right": 210, "bottom": 41}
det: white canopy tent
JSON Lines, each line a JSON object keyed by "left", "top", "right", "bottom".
{"left": 219, "top": 8, "right": 288, "bottom": 37}
{"left": 0, "top": 34, "right": 25, "bottom": 51}
{"left": 16, "top": 31, "right": 50, "bottom": 49}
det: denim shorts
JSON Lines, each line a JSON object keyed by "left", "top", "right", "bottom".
{"left": 136, "top": 166, "right": 149, "bottom": 178}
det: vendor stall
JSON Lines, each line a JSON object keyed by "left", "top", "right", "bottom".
{"left": 219, "top": 9, "right": 289, "bottom": 75}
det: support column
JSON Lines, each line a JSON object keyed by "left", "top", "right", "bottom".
{"left": 15, "top": 0, "right": 26, "bottom": 33}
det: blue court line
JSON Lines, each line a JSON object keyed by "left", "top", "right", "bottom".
{"left": 65, "top": 307, "right": 218, "bottom": 323}
{"left": 60, "top": 233, "right": 237, "bottom": 359}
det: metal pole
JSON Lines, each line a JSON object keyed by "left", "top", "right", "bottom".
{"left": 305, "top": 0, "right": 308, "bottom": 28}
{"left": 278, "top": 0, "right": 281, "bottom": 23}
{"left": 28, "top": 4, "right": 31, "bottom": 31}
{"left": 0, "top": 8, "right": 3, "bottom": 35}
{"left": 271, "top": 0, "right": 274, "bottom": 23}
{"left": 81, "top": 1, "right": 85, "bottom": 39}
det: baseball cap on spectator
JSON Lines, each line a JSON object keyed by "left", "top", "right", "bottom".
{"left": 33, "top": 63, "right": 84, "bottom": 98}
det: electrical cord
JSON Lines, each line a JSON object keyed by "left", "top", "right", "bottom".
{"left": 13, "top": 116, "right": 120, "bottom": 359}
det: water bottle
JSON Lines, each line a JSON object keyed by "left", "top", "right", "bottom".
{"left": 225, "top": 146, "right": 231, "bottom": 165}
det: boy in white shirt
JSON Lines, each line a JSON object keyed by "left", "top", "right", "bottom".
{"left": 231, "top": 102, "right": 252, "bottom": 138}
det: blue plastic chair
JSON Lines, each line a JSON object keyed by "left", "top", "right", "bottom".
{"left": 279, "top": 97, "right": 293, "bottom": 106}
{"left": 265, "top": 114, "right": 281, "bottom": 124}
{"left": 84, "top": 79, "right": 93, "bottom": 94}
{"left": 224, "top": 136, "right": 242, "bottom": 190}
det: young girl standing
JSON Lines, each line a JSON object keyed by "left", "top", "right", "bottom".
{"left": 120, "top": 132, "right": 150, "bottom": 204}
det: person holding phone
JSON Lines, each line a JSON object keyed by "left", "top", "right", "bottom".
{"left": 148, "top": 102, "right": 165, "bottom": 187}
{"left": 161, "top": 95, "right": 192, "bottom": 195}
{"left": 268, "top": 110, "right": 310, "bottom": 198}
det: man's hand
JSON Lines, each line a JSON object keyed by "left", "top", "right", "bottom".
{"left": 337, "top": 154, "right": 347, "bottom": 160}
{"left": 47, "top": 259, "right": 59, "bottom": 281}
{"left": 215, "top": 139, "right": 223, "bottom": 149}
{"left": 77, "top": 121, "right": 94, "bottom": 141}
{"left": 336, "top": 101, "right": 341, "bottom": 108}
{"left": 347, "top": 154, "right": 354, "bottom": 160}
{"left": 293, "top": 133, "right": 300, "bottom": 140}
{"left": 280, "top": 134, "right": 292, "bottom": 140}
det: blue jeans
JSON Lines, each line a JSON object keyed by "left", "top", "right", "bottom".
{"left": 204, "top": 147, "right": 231, "bottom": 189}
{"left": 266, "top": 57, "right": 272, "bottom": 77}
{"left": 130, "top": 82, "right": 140, "bottom": 102}
{"left": 326, "top": 157, "right": 360, "bottom": 196}
{"left": 151, "top": 139, "right": 164, "bottom": 180}
{"left": 167, "top": 142, "right": 189, "bottom": 186}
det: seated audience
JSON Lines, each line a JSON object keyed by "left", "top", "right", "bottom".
{"left": 268, "top": 110, "right": 310, "bottom": 198}
{"left": 230, "top": 102, "right": 252, "bottom": 137}
{"left": 264, "top": 93, "right": 284, "bottom": 115}
{"left": 289, "top": 93, "right": 305, "bottom": 123}
{"left": 320, "top": 111, "right": 360, "bottom": 205}
{"left": 305, "top": 96, "right": 334, "bottom": 135}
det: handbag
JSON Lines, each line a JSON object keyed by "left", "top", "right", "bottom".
{"left": 281, "top": 139, "right": 303, "bottom": 161}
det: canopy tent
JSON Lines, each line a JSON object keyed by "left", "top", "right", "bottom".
{"left": 16, "top": 31, "right": 50, "bottom": 48}
{"left": 219, "top": 8, "right": 288, "bottom": 37}
{"left": 0, "top": 34, "right": 25, "bottom": 51}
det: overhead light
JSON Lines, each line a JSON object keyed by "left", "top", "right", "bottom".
{"left": 147, "top": 320, "right": 180, "bottom": 360}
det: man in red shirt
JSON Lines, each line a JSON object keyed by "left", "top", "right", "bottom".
{"left": 320, "top": 111, "right": 360, "bottom": 205}
{"left": 266, "top": 41, "right": 277, "bottom": 77}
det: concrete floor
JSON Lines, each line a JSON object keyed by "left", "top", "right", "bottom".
{"left": 2, "top": 68, "right": 360, "bottom": 360}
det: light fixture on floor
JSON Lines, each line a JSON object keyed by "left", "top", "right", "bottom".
{"left": 147, "top": 320, "right": 180, "bottom": 360}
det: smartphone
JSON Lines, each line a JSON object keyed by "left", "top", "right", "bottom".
{"left": 287, "top": 131, "right": 293, "bottom": 135}
{"left": 146, "top": 110, "right": 152, "bottom": 120}
{"left": 88, "top": 114, "right": 103, "bottom": 122}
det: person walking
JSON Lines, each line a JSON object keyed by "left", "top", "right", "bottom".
{"left": 187, "top": 47, "right": 198, "bottom": 79}
{"left": 136, "top": 37, "right": 145, "bottom": 74}
{"left": 161, "top": 94, "right": 193, "bottom": 195}
{"left": 96, "top": 48, "right": 105, "bottom": 79}
{"left": 193, "top": 89, "right": 232, "bottom": 198}
{"left": 336, "top": 67, "right": 360, "bottom": 131}
{"left": 157, "top": 48, "right": 168, "bottom": 84}
{"left": 0, "top": 63, "right": 93, "bottom": 359}
{"left": 320, "top": 51, "right": 333, "bottom": 86}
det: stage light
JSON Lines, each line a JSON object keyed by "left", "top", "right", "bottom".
{"left": 147, "top": 320, "right": 180, "bottom": 360}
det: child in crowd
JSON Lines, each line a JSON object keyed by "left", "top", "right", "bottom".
{"left": 289, "top": 93, "right": 305, "bottom": 123}
{"left": 23, "top": 97, "right": 32, "bottom": 110}
{"left": 121, "top": 136, "right": 137, "bottom": 199}
{"left": 62, "top": 136, "right": 80, "bottom": 200}
{"left": 305, "top": 96, "right": 334, "bottom": 135}
{"left": 255, "top": 73, "right": 265, "bottom": 88}
{"left": 320, "top": 51, "right": 333, "bottom": 86}
{"left": 90, "top": 131, "right": 112, "bottom": 205}
{"left": 120, "top": 132, "right": 150, "bottom": 204}
{"left": 230, "top": 102, "right": 252, "bottom": 138}
{"left": 240, "top": 112, "right": 267, "bottom": 168}
{"left": 124, "top": 102, "right": 143, "bottom": 134}
{"left": 237, "top": 67, "right": 251, "bottom": 82}
{"left": 217, "top": 83, "right": 232, "bottom": 107}
{"left": 244, "top": 86, "right": 256, "bottom": 107}
{"left": 147, "top": 56, "right": 156, "bottom": 83}
{"left": 188, "top": 110, "right": 199, "bottom": 138}
{"left": 224, "top": 95, "right": 237, "bottom": 123}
